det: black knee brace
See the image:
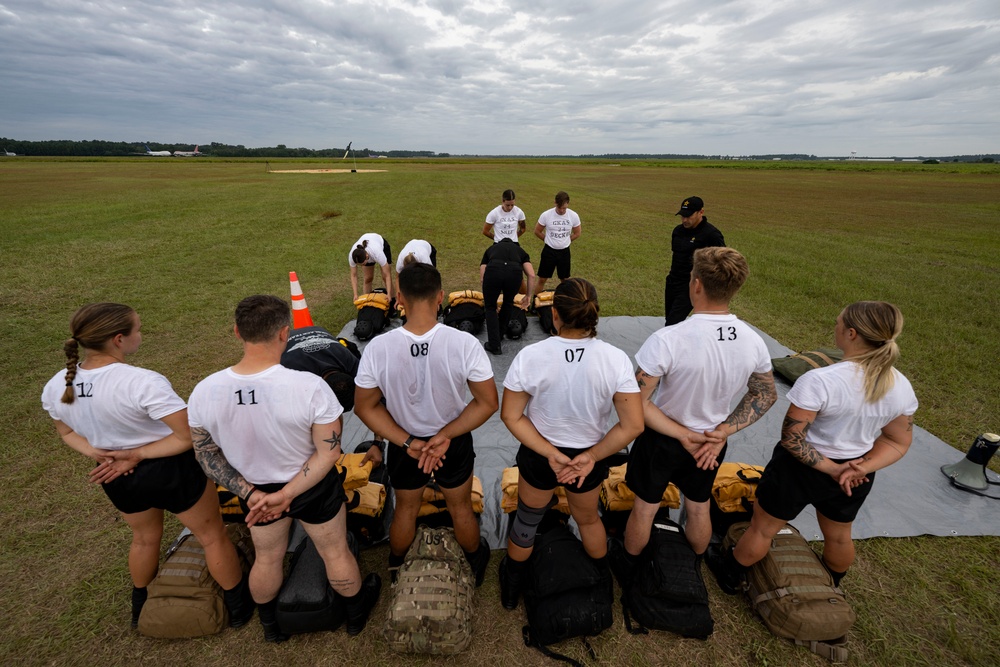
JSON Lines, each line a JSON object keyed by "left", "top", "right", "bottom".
{"left": 508, "top": 498, "right": 550, "bottom": 549}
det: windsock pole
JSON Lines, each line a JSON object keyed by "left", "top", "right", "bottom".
{"left": 289, "top": 271, "right": 314, "bottom": 328}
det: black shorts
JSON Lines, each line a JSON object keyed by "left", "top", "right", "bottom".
{"left": 516, "top": 444, "right": 610, "bottom": 494}
{"left": 239, "top": 467, "right": 347, "bottom": 526}
{"left": 537, "top": 244, "right": 571, "bottom": 280}
{"left": 755, "top": 444, "right": 875, "bottom": 524}
{"left": 363, "top": 240, "right": 392, "bottom": 267}
{"left": 625, "top": 427, "right": 728, "bottom": 504}
{"left": 387, "top": 431, "right": 475, "bottom": 491}
{"left": 102, "top": 450, "right": 208, "bottom": 515}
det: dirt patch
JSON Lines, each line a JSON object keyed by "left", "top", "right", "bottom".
{"left": 268, "top": 168, "right": 387, "bottom": 173}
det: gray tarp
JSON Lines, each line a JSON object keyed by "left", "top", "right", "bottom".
{"left": 336, "top": 315, "right": 998, "bottom": 548}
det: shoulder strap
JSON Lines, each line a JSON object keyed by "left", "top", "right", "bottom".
{"left": 620, "top": 597, "right": 649, "bottom": 636}
{"left": 795, "top": 638, "right": 849, "bottom": 663}
{"left": 522, "top": 625, "right": 594, "bottom": 667}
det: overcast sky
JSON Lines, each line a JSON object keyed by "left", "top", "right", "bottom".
{"left": 1, "top": 0, "right": 997, "bottom": 156}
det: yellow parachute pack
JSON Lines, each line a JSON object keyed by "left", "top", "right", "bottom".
{"left": 500, "top": 467, "right": 571, "bottom": 514}
{"left": 417, "top": 476, "right": 484, "bottom": 517}
{"left": 354, "top": 292, "right": 391, "bottom": 312}
{"left": 711, "top": 462, "right": 764, "bottom": 513}
{"left": 533, "top": 290, "right": 555, "bottom": 309}
{"left": 600, "top": 463, "right": 680, "bottom": 511}
{"left": 447, "top": 289, "right": 484, "bottom": 308}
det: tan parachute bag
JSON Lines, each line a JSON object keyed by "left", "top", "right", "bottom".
{"left": 724, "top": 522, "right": 855, "bottom": 663}
{"left": 138, "top": 524, "right": 254, "bottom": 638}
{"left": 383, "top": 525, "right": 474, "bottom": 654}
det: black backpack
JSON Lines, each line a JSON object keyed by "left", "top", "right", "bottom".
{"left": 275, "top": 531, "right": 360, "bottom": 635}
{"left": 621, "top": 520, "right": 714, "bottom": 639}
{"left": 354, "top": 288, "right": 390, "bottom": 341}
{"left": 522, "top": 524, "right": 613, "bottom": 664}
{"left": 506, "top": 308, "right": 528, "bottom": 339}
{"left": 443, "top": 303, "right": 485, "bottom": 335}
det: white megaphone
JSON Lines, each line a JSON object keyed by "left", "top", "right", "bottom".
{"left": 941, "top": 433, "right": 1000, "bottom": 496}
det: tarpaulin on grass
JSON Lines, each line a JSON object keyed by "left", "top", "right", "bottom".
{"left": 337, "top": 315, "right": 997, "bottom": 547}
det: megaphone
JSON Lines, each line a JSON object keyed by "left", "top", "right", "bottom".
{"left": 941, "top": 433, "right": 1000, "bottom": 496}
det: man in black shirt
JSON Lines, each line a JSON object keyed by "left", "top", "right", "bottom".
{"left": 664, "top": 196, "right": 725, "bottom": 326}
{"left": 480, "top": 238, "right": 536, "bottom": 355}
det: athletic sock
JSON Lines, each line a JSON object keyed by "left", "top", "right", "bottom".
{"left": 130, "top": 586, "right": 148, "bottom": 629}
{"left": 222, "top": 575, "right": 255, "bottom": 628}
{"left": 257, "top": 599, "right": 288, "bottom": 643}
{"left": 464, "top": 538, "right": 491, "bottom": 587}
{"left": 822, "top": 558, "right": 848, "bottom": 587}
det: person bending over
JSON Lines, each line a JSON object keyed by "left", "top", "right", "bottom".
{"left": 349, "top": 232, "right": 396, "bottom": 302}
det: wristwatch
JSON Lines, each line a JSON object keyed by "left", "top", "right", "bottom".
{"left": 402, "top": 435, "right": 415, "bottom": 449}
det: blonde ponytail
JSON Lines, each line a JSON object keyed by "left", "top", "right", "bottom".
{"left": 841, "top": 301, "right": 903, "bottom": 403}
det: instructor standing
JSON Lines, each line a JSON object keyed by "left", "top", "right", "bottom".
{"left": 664, "top": 196, "right": 725, "bottom": 326}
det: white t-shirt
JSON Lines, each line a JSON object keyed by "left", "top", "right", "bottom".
{"left": 355, "top": 323, "right": 494, "bottom": 437}
{"left": 504, "top": 336, "right": 639, "bottom": 449}
{"left": 187, "top": 364, "right": 343, "bottom": 485}
{"left": 787, "top": 361, "right": 919, "bottom": 459}
{"left": 537, "top": 207, "right": 581, "bottom": 250}
{"left": 396, "top": 239, "right": 434, "bottom": 273}
{"left": 41, "top": 364, "right": 186, "bottom": 451}
{"left": 348, "top": 233, "right": 388, "bottom": 267}
{"left": 635, "top": 314, "right": 772, "bottom": 433}
{"left": 486, "top": 205, "right": 526, "bottom": 243}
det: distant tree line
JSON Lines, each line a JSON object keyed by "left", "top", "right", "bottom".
{"left": 0, "top": 138, "right": 996, "bottom": 162}
{"left": 0, "top": 138, "right": 437, "bottom": 158}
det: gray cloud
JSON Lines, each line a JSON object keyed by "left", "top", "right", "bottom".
{"left": 0, "top": 0, "right": 996, "bottom": 155}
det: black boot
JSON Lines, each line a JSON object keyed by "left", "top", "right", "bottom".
{"left": 345, "top": 573, "right": 382, "bottom": 636}
{"left": 130, "top": 586, "right": 148, "bottom": 629}
{"left": 257, "top": 599, "right": 289, "bottom": 643}
{"left": 465, "top": 537, "right": 491, "bottom": 588}
{"left": 607, "top": 537, "right": 637, "bottom": 590}
{"left": 388, "top": 552, "right": 405, "bottom": 586}
{"left": 705, "top": 544, "right": 745, "bottom": 595}
{"left": 499, "top": 555, "right": 526, "bottom": 610}
{"left": 223, "top": 575, "right": 255, "bottom": 628}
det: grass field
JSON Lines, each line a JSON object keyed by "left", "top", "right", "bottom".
{"left": 2, "top": 157, "right": 998, "bottom": 666}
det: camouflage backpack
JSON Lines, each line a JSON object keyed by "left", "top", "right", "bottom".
{"left": 383, "top": 525, "right": 474, "bottom": 654}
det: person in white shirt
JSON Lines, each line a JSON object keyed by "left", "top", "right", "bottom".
{"left": 483, "top": 189, "right": 527, "bottom": 243}
{"left": 531, "top": 191, "right": 581, "bottom": 302}
{"left": 40, "top": 303, "right": 251, "bottom": 630}
{"left": 708, "top": 301, "right": 918, "bottom": 594}
{"left": 349, "top": 232, "right": 396, "bottom": 302}
{"left": 498, "top": 278, "right": 644, "bottom": 610}
{"left": 395, "top": 238, "right": 437, "bottom": 274}
{"left": 188, "top": 295, "right": 380, "bottom": 642}
{"left": 613, "top": 247, "right": 778, "bottom": 585}
{"left": 354, "top": 263, "right": 499, "bottom": 586}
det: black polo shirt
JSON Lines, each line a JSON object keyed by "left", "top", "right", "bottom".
{"left": 481, "top": 237, "right": 530, "bottom": 269}
{"left": 666, "top": 217, "right": 725, "bottom": 281}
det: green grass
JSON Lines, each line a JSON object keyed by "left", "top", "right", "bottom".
{"left": 2, "top": 158, "right": 998, "bottom": 665}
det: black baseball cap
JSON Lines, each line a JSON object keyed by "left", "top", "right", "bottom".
{"left": 675, "top": 196, "right": 704, "bottom": 216}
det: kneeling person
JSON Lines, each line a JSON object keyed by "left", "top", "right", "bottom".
{"left": 354, "top": 263, "right": 498, "bottom": 585}
{"left": 499, "top": 278, "right": 644, "bottom": 609}
{"left": 618, "top": 247, "right": 777, "bottom": 580}
{"left": 189, "top": 295, "right": 381, "bottom": 642}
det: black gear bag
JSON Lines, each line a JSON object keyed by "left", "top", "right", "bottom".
{"left": 621, "top": 520, "right": 714, "bottom": 640}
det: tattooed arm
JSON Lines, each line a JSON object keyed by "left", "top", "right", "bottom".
{"left": 246, "top": 417, "right": 345, "bottom": 524}
{"left": 192, "top": 425, "right": 254, "bottom": 500}
{"left": 696, "top": 371, "right": 778, "bottom": 469}
{"left": 722, "top": 371, "right": 778, "bottom": 435}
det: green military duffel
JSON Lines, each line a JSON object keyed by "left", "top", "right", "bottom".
{"left": 771, "top": 348, "right": 844, "bottom": 384}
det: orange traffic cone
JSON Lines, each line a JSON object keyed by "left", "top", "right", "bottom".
{"left": 289, "top": 271, "right": 314, "bottom": 328}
